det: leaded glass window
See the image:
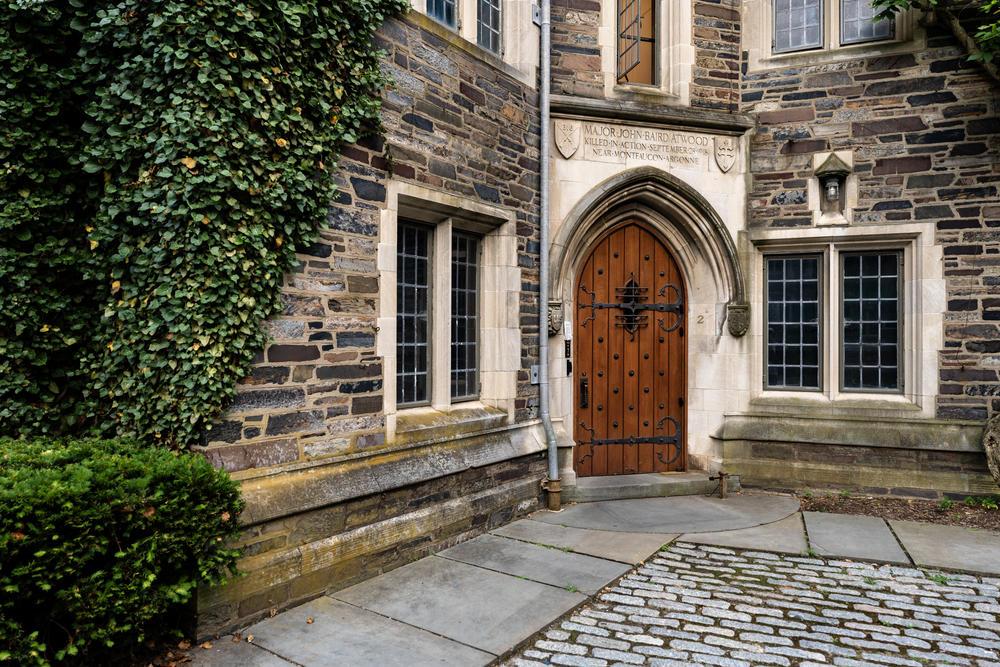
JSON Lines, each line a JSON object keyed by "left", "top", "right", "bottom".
{"left": 397, "top": 223, "right": 431, "bottom": 406}
{"left": 773, "top": 0, "right": 822, "bottom": 53}
{"left": 451, "top": 233, "right": 480, "bottom": 400}
{"left": 477, "top": 0, "right": 501, "bottom": 54}
{"left": 617, "top": 0, "right": 655, "bottom": 85}
{"left": 841, "top": 251, "right": 901, "bottom": 392}
{"left": 841, "top": 0, "right": 892, "bottom": 44}
{"left": 765, "top": 255, "right": 822, "bottom": 390}
{"left": 428, "top": 0, "right": 457, "bottom": 28}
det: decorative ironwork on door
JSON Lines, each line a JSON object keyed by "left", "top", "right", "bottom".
{"left": 579, "top": 272, "right": 683, "bottom": 340}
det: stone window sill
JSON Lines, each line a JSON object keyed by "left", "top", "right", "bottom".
{"left": 748, "top": 392, "right": 922, "bottom": 420}
{"left": 750, "top": 37, "right": 917, "bottom": 73}
{"left": 394, "top": 402, "right": 509, "bottom": 445}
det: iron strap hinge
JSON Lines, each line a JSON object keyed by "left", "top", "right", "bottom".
{"left": 586, "top": 435, "right": 680, "bottom": 446}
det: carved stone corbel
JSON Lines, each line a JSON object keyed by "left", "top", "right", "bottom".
{"left": 727, "top": 302, "right": 750, "bottom": 337}
{"left": 547, "top": 300, "right": 564, "bottom": 337}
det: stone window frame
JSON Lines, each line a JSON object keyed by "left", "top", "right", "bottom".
{"left": 749, "top": 224, "right": 943, "bottom": 419}
{"left": 378, "top": 181, "right": 521, "bottom": 441}
{"left": 742, "top": 0, "right": 921, "bottom": 72}
{"left": 599, "top": 0, "right": 693, "bottom": 103}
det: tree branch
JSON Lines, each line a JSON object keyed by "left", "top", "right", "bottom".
{"left": 932, "top": 2, "right": 1000, "bottom": 85}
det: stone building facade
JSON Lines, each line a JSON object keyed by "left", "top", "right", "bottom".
{"left": 196, "top": 0, "right": 999, "bottom": 635}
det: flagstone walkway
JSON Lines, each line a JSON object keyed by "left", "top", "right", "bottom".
{"left": 192, "top": 493, "right": 1000, "bottom": 666}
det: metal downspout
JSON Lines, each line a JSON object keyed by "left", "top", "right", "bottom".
{"left": 538, "top": 0, "right": 560, "bottom": 511}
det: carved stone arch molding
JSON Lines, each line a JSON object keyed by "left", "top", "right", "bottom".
{"left": 550, "top": 166, "right": 749, "bottom": 337}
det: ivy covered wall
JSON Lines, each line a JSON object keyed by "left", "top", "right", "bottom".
{"left": 0, "top": 0, "right": 406, "bottom": 446}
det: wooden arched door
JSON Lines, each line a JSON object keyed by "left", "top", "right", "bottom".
{"left": 574, "top": 222, "right": 686, "bottom": 477}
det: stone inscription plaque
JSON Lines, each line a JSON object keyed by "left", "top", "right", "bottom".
{"left": 576, "top": 122, "right": 712, "bottom": 169}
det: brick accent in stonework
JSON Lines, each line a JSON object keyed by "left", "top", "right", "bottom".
{"left": 197, "top": 12, "right": 541, "bottom": 473}
{"left": 743, "top": 27, "right": 1000, "bottom": 421}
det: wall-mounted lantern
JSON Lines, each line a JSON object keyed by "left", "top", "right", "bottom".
{"left": 815, "top": 153, "right": 851, "bottom": 217}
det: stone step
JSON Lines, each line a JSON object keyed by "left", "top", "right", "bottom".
{"left": 564, "top": 471, "right": 740, "bottom": 503}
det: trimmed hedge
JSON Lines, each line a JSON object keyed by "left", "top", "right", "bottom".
{"left": 0, "top": 438, "right": 244, "bottom": 665}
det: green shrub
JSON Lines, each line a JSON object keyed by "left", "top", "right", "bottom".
{"left": 0, "top": 438, "right": 243, "bottom": 665}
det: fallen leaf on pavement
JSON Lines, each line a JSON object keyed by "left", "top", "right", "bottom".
{"left": 200, "top": 642, "right": 213, "bottom": 650}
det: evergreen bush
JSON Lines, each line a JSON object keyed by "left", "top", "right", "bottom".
{"left": 0, "top": 437, "right": 244, "bottom": 665}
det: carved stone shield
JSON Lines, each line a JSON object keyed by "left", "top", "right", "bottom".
{"left": 714, "top": 136, "right": 738, "bottom": 173}
{"left": 547, "top": 300, "right": 564, "bottom": 337}
{"left": 727, "top": 302, "right": 750, "bottom": 337}
{"left": 554, "top": 120, "right": 581, "bottom": 159}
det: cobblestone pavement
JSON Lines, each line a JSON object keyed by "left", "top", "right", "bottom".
{"left": 504, "top": 542, "right": 1000, "bottom": 667}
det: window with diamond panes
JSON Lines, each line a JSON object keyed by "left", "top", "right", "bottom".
{"left": 841, "top": 0, "right": 892, "bottom": 44}
{"left": 477, "top": 0, "right": 501, "bottom": 54}
{"left": 428, "top": 0, "right": 457, "bottom": 28}
{"left": 765, "top": 255, "right": 821, "bottom": 389}
{"left": 773, "top": 0, "right": 822, "bottom": 53}
{"left": 397, "top": 223, "right": 431, "bottom": 406}
{"left": 841, "top": 251, "right": 901, "bottom": 392}
{"left": 451, "top": 233, "right": 480, "bottom": 400}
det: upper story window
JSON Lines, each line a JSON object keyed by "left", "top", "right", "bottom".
{"left": 617, "top": 0, "right": 656, "bottom": 85}
{"left": 840, "top": 0, "right": 892, "bottom": 44}
{"left": 773, "top": 0, "right": 892, "bottom": 54}
{"left": 477, "top": 0, "right": 502, "bottom": 54}
{"left": 773, "top": 0, "right": 822, "bottom": 53}
{"left": 424, "top": 0, "right": 502, "bottom": 55}
{"left": 427, "top": 0, "right": 457, "bottom": 28}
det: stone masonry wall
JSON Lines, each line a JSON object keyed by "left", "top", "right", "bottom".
{"left": 691, "top": 0, "right": 741, "bottom": 111}
{"left": 743, "top": 24, "right": 1000, "bottom": 421}
{"left": 197, "top": 12, "right": 542, "bottom": 473}
{"left": 551, "top": 0, "right": 602, "bottom": 98}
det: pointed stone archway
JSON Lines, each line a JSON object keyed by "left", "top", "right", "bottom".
{"left": 550, "top": 166, "right": 748, "bottom": 338}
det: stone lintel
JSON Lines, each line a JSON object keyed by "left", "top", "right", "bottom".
{"left": 550, "top": 94, "right": 754, "bottom": 135}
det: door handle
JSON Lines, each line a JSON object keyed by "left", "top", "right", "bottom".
{"left": 579, "top": 374, "right": 589, "bottom": 409}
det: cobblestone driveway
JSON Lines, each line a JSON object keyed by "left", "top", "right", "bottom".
{"left": 505, "top": 542, "right": 1000, "bottom": 667}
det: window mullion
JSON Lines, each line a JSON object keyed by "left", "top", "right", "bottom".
{"left": 431, "top": 219, "right": 453, "bottom": 410}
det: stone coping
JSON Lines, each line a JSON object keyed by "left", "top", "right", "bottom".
{"left": 401, "top": 11, "right": 533, "bottom": 88}
{"left": 716, "top": 412, "right": 984, "bottom": 452}
{"left": 550, "top": 94, "right": 754, "bottom": 135}
{"left": 394, "top": 403, "right": 509, "bottom": 445}
{"left": 238, "top": 421, "right": 546, "bottom": 526}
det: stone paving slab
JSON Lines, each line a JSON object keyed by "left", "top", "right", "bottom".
{"left": 890, "top": 519, "right": 1000, "bottom": 575}
{"left": 438, "top": 533, "right": 631, "bottom": 595}
{"left": 492, "top": 518, "right": 676, "bottom": 564}
{"left": 332, "top": 555, "right": 586, "bottom": 655}
{"left": 190, "top": 637, "right": 296, "bottom": 666}
{"left": 237, "top": 596, "right": 493, "bottom": 667}
{"left": 804, "top": 511, "right": 910, "bottom": 563}
{"left": 681, "top": 512, "right": 808, "bottom": 554}
{"left": 531, "top": 493, "right": 799, "bottom": 534}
